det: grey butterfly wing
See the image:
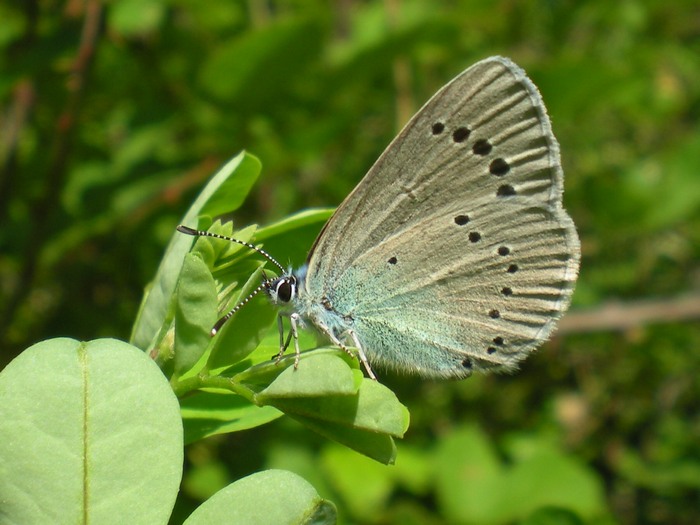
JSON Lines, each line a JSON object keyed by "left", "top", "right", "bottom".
{"left": 304, "top": 56, "right": 580, "bottom": 378}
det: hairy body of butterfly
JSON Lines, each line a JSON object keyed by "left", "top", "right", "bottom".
{"left": 264, "top": 265, "right": 381, "bottom": 379}
{"left": 180, "top": 56, "right": 580, "bottom": 381}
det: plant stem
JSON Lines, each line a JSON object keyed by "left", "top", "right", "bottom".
{"left": 171, "top": 373, "right": 256, "bottom": 403}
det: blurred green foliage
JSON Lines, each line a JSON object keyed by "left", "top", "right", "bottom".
{"left": 1, "top": 0, "right": 699, "bottom": 524}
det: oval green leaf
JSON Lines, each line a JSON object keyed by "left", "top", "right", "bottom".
{"left": 183, "top": 469, "right": 336, "bottom": 525}
{"left": 0, "top": 338, "right": 183, "bottom": 525}
{"left": 175, "top": 252, "right": 218, "bottom": 376}
{"left": 130, "top": 151, "right": 261, "bottom": 351}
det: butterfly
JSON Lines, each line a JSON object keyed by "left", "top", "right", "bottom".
{"left": 179, "top": 56, "right": 580, "bottom": 380}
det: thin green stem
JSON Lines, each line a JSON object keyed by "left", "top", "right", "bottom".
{"left": 171, "top": 373, "right": 256, "bottom": 403}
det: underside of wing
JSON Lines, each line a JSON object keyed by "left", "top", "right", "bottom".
{"left": 335, "top": 199, "right": 578, "bottom": 377}
{"left": 304, "top": 56, "right": 580, "bottom": 378}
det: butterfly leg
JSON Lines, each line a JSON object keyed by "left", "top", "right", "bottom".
{"left": 277, "top": 314, "right": 294, "bottom": 353}
{"left": 347, "top": 330, "right": 377, "bottom": 381}
{"left": 315, "top": 321, "right": 378, "bottom": 380}
{"left": 274, "top": 313, "right": 301, "bottom": 369}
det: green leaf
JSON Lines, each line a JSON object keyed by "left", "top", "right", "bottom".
{"left": 254, "top": 208, "right": 335, "bottom": 271}
{"left": 183, "top": 461, "right": 230, "bottom": 501}
{"left": 256, "top": 352, "right": 361, "bottom": 399}
{"left": 320, "top": 445, "right": 395, "bottom": 520}
{"left": 520, "top": 506, "right": 586, "bottom": 525}
{"left": 198, "top": 19, "right": 322, "bottom": 106}
{"left": 130, "top": 151, "right": 261, "bottom": 351}
{"left": 174, "top": 253, "right": 218, "bottom": 376}
{"left": 504, "top": 448, "right": 605, "bottom": 519}
{"left": 435, "top": 426, "right": 607, "bottom": 523}
{"left": 183, "top": 469, "right": 337, "bottom": 525}
{"left": 199, "top": 159, "right": 263, "bottom": 219}
{"left": 255, "top": 208, "right": 335, "bottom": 241}
{"left": 109, "top": 0, "right": 165, "bottom": 36}
{"left": 435, "top": 424, "right": 507, "bottom": 524}
{"left": 170, "top": 220, "right": 280, "bottom": 374}
{"left": 622, "top": 131, "right": 700, "bottom": 230}
{"left": 233, "top": 347, "right": 356, "bottom": 395}
{"left": 0, "top": 338, "right": 183, "bottom": 524}
{"left": 264, "top": 443, "right": 334, "bottom": 500}
{"left": 180, "top": 391, "right": 283, "bottom": 444}
{"left": 231, "top": 350, "right": 408, "bottom": 464}
{"left": 292, "top": 415, "right": 398, "bottom": 465}
{"left": 207, "top": 265, "right": 276, "bottom": 371}
{"left": 389, "top": 444, "right": 434, "bottom": 495}
{"left": 267, "top": 376, "right": 409, "bottom": 438}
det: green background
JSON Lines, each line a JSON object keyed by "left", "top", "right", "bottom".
{"left": 1, "top": 1, "right": 698, "bottom": 523}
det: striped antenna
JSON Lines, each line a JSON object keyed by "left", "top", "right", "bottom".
{"left": 176, "top": 225, "right": 286, "bottom": 273}
{"left": 210, "top": 281, "right": 271, "bottom": 336}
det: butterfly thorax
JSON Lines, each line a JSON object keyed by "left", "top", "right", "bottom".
{"left": 265, "top": 265, "right": 354, "bottom": 342}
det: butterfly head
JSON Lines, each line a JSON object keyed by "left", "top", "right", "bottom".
{"left": 263, "top": 265, "right": 306, "bottom": 306}
{"left": 264, "top": 274, "right": 297, "bottom": 305}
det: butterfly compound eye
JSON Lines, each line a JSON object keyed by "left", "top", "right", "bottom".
{"left": 276, "top": 279, "right": 295, "bottom": 303}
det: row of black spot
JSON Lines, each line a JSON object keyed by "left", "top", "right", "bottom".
{"left": 432, "top": 120, "right": 520, "bottom": 368}
{"left": 432, "top": 123, "right": 498, "bottom": 159}
{"left": 454, "top": 211, "right": 516, "bottom": 368}
{"left": 461, "top": 332, "right": 509, "bottom": 370}
{"left": 432, "top": 120, "right": 517, "bottom": 198}
{"left": 370, "top": 117, "right": 528, "bottom": 371}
